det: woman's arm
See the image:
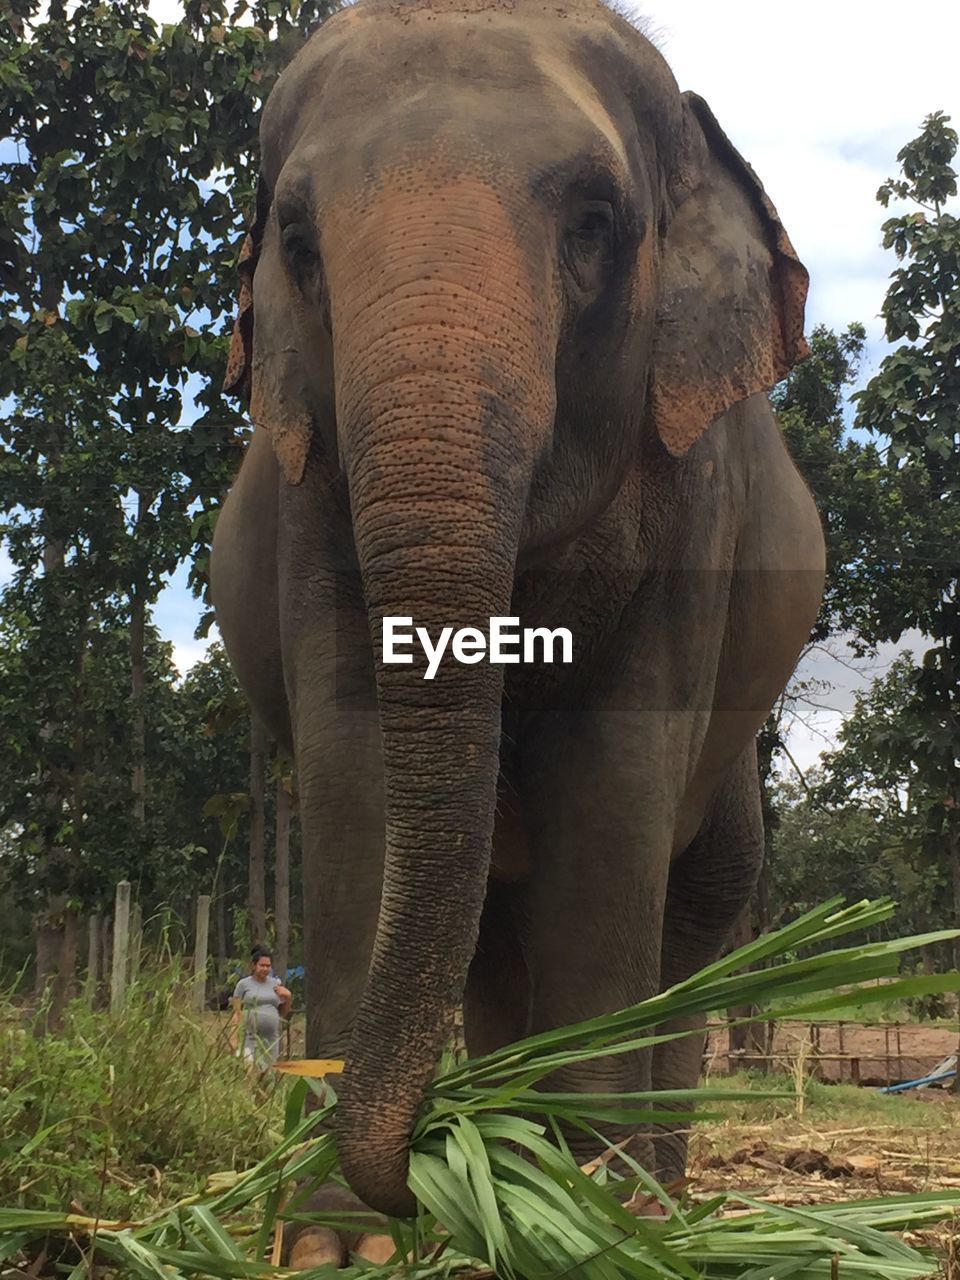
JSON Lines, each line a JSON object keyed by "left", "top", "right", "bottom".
{"left": 275, "top": 984, "right": 292, "bottom": 1018}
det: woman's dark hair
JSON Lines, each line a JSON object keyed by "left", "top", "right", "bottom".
{"left": 251, "top": 944, "right": 273, "bottom": 963}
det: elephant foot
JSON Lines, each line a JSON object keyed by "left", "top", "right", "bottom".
{"left": 287, "top": 1226, "right": 343, "bottom": 1269}
{"left": 282, "top": 1182, "right": 400, "bottom": 1271}
{"left": 288, "top": 1227, "right": 397, "bottom": 1269}
{"left": 652, "top": 1127, "right": 689, "bottom": 1189}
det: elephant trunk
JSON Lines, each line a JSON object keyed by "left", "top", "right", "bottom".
{"left": 328, "top": 186, "right": 554, "bottom": 1218}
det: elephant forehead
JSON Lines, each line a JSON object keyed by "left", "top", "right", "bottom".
{"left": 533, "top": 47, "right": 628, "bottom": 172}
{"left": 264, "top": 0, "right": 668, "bottom": 180}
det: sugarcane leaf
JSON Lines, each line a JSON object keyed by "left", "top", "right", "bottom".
{"left": 407, "top": 1150, "right": 487, "bottom": 1261}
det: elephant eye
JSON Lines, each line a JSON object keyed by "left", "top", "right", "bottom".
{"left": 280, "top": 220, "right": 318, "bottom": 287}
{"left": 563, "top": 201, "right": 615, "bottom": 294}
{"left": 571, "top": 202, "right": 614, "bottom": 246}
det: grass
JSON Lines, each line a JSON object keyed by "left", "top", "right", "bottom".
{"left": 699, "top": 1072, "right": 953, "bottom": 1130}
{"left": 2, "top": 897, "right": 960, "bottom": 1278}
{"left": 777, "top": 996, "right": 958, "bottom": 1026}
{"left": 0, "top": 958, "right": 286, "bottom": 1222}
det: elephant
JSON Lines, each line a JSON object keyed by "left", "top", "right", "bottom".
{"left": 210, "top": 0, "right": 825, "bottom": 1237}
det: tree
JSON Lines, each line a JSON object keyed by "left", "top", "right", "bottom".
{"left": 815, "top": 655, "right": 956, "bottom": 965}
{"left": 851, "top": 114, "right": 960, "bottom": 1032}
{"left": 0, "top": 0, "right": 333, "bottom": 983}
{"left": 273, "top": 750, "right": 295, "bottom": 981}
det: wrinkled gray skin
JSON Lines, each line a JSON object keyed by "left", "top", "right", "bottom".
{"left": 211, "top": 0, "right": 825, "bottom": 1231}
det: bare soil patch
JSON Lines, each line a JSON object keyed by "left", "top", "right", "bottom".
{"left": 691, "top": 1087, "right": 960, "bottom": 1207}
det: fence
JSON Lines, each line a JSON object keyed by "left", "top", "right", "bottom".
{"left": 85, "top": 881, "right": 213, "bottom": 1013}
{"left": 705, "top": 1018, "right": 958, "bottom": 1087}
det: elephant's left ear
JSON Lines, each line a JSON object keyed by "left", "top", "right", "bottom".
{"left": 651, "top": 92, "right": 809, "bottom": 457}
{"left": 223, "top": 178, "right": 270, "bottom": 402}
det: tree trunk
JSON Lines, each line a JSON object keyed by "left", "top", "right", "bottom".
{"left": 34, "top": 911, "right": 60, "bottom": 997}
{"left": 216, "top": 891, "right": 227, "bottom": 983}
{"left": 129, "top": 485, "right": 156, "bottom": 830}
{"left": 34, "top": 528, "right": 69, "bottom": 1029}
{"left": 99, "top": 914, "right": 113, "bottom": 1009}
{"left": 128, "top": 900, "right": 143, "bottom": 986}
{"left": 47, "top": 907, "right": 79, "bottom": 1031}
{"left": 85, "top": 912, "right": 101, "bottom": 1005}
{"left": 130, "top": 585, "right": 146, "bottom": 826}
{"left": 727, "top": 900, "right": 769, "bottom": 1070}
{"left": 951, "top": 825, "right": 960, "bottom": 1094}
{"left": 248, "top": 714, "right": 267, "bottom": 945}
{"left": 274, "top": 759, "right": 292, "bottom": 982}
{"left": 192, "top": 894, "right": 211, "bottom": 1013}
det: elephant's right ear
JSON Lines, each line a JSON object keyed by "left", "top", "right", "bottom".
{"left": 223, "top": 178, "right": 314, "bottom": 484}
{"left": 223, "top": 177, "right": 269, "bottom": 403}
{"left": 651, "top": 93, "right": 809, "bottom": 457}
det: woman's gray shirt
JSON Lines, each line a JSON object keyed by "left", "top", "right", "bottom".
{"left": 233, "top": 975, "right": 283, "bottom": 1060}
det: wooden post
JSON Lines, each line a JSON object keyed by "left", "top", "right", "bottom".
{"left": 811, "top": 1023, "right": 822, "bottom": 1081}
{"left": 85, "top": 913, "right": 101, "bottom": 1006}
{"left": 110, "top": 881, "right": 131, "bottom": 1015}
{"left": 193, "top": 894, "right": 211, "bottom": 1013}
{"left": 884, "top": 1025, "right": 891, "bottom": 1084}
{"left": 128, "top": 901, "right": 142, "bottom": 987}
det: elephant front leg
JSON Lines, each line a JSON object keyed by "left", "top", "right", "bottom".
{"left": 652, "top": 744, "right": 764, "bottom": 1183}
{"left": 283, "top": 577, "right": 385, "bottom": 1063}
{"left": 282, "top": 582, "right": 393, "bottom": 1268}
{"left": 522, "top": 707, "right": 675, "bottom": 1171}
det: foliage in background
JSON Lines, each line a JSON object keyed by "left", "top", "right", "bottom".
{"left": 0, "top": 956, "right": 285, "bottom": 1221}
{"left": 0, "top": 0, "right": 324, "bottom": 985}
{"left": 824, "top": 113, "right": 960, "bottom": 983}
{"left": 748, "top": 117, "right": 960, "bottom": 1000}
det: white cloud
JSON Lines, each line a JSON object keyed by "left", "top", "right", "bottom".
{"left": 170, "top": 637, "right": 213, "bottom": 678}
{"left": 633, "top": 0, "right": 960, "bottom": 359}
{"left": 152, "top": 562, "right": 214, "bottom": 679}
{"left": 782, "top": 631, "right": 927, "bottom": 775}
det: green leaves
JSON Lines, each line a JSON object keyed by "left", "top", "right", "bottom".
{"left": 855, "top": 112, "right": 959, "bottom": 475}
{"left": 0, "top": 0, "right": 314, "bottom": 920}
{"left": 803, "top": 113, "right": 960, "bottom": 972}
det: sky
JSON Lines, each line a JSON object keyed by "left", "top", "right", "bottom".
{"left": 8, "top": 1, "right": 960, "bottom": 773}
{"left": 619, "top": 1, "right": 959, "bottom": 769}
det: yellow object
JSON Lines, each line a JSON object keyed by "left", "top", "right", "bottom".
{"left": 272, "top": 1057, "right": 346, "bottom": 1076}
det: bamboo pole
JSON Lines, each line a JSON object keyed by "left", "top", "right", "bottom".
{"left": 110, "top": 881, "right": 131, "bottom": 1014}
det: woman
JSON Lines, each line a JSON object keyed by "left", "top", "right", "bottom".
{"left": 230, "top": 945, "right": 292, "bottom": 1070}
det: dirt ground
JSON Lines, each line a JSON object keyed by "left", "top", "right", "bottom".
{"left": 705, "top": 1019, "right": 958, "bottom": 1085}
{"left": 690, "top": 1090, "right": 960, "bottom": 1206}
{"left": 693, "top": 1021, "right": 960, "bottom": 1219}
